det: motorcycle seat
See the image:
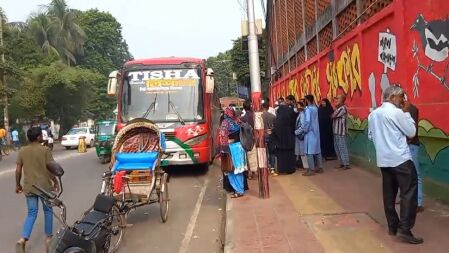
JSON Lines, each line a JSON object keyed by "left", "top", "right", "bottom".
{"left": 74, "top": 195, "right": 115, "bottom": 236}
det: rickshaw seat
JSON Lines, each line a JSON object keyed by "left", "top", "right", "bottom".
{"left": 112, "top": 152, "right": 158, "bottom": 172}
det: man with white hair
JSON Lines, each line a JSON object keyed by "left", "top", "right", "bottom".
{"left": 368, "top": 85, "right": 422, "bottom": 244}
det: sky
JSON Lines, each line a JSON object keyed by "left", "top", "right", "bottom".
{"left": 1, "top": 0, "right": 265, "bottom": 59}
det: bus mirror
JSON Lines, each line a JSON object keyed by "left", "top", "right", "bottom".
{"left": 206, "top": 68, "right": 214, "bottom": 93}
{"left": 107, "top": 70, "right": 119, "bottom": 96}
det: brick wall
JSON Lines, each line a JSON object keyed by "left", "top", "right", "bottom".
{"left": 267, "top": 0, "right": 394, "bottom": 81}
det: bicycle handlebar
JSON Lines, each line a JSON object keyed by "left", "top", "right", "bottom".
{"left": 33, "top": 184, "right": 56, "bottom": 199}
{"left": 32, "top": 184, "right": 63, "bottom": 207}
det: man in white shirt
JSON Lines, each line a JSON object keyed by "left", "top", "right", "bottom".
{"left": 368, "top": 85, "right": 422, "bottom": 244}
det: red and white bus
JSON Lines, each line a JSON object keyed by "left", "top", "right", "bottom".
{"left": 107, "top": 57, "right": 221, "bottom": 168}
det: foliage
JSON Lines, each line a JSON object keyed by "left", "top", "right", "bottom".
{"left": 27, "top": 0, "right": 85, "bottom": 65}
{"left": 207, "top": 32, "right": 268, "bottom": 99}
{"left": 77, "top": 9, "right": 132, "bottom": 75}
{"left": 206, "top": 51, "right": 234, "bottom": 98}
{"left": 0, "top": 2, "right": 132, "bottom": 129}
{"left": 230, "top": 33, "right": 268, "bottom": 95}
{"left": 23, "top": 63, "right": 103, "bottom": 132}
{"left": 76, "top": 9, "right": 132, "bottom": 120}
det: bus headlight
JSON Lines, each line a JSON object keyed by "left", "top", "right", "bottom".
{"left": 184, "top": 134, "right": 208, "bottom": 146}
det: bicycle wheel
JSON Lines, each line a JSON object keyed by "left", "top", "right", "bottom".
{"left": 108, "top": 205, "right": 126, "bottom": 253}
{"left": 158, "top": 173, "right": 169, "bottom": 223}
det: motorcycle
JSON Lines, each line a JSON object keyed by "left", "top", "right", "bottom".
{"left": 42, "top": 136, "right": 54, "bottom": 150}
{"left": 34, "top": 163, "right": 125, "bottom": 253}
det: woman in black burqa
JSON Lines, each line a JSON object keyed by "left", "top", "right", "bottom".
{"left": 272, "top": 103, "right": 296, "bottom": 174}
{"left": 318, "top": 98, "right": 336, "bottom": 160}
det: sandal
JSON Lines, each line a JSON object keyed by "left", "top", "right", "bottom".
{"left": 16, "top": 240, "right": 25, "bottom": 253}
{"left": 231, "top": 193, "right": 244, "bottom": 198}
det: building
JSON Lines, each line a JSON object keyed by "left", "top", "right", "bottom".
{"left": 267, "top": 0, "right": 449, "bottom": 201}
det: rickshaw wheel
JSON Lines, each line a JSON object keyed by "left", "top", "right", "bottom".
{"left": 107, "top": 205, "right": 126, "bottom": 253}
{"left": 158, "top": 173, "right": 169, "bottom": 223}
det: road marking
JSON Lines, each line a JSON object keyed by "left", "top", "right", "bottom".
{"left": 0, "top": 150, "right": 93, "bottom": 178}
{"left": 179, "top": 177, "right": 209, "bottom": 253}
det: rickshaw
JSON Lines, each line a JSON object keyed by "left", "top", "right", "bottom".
{"left": 100, "top": 119, "right": 170, "bottom": 226}
{"left": 95, "top": 120, "right": 117, "bottom": 163}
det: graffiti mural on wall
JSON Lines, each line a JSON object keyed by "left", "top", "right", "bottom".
{"left": 411, "top": 14, "right": 449, "bottom": 96}
{"left": 326, "top": 43, "right": 362, "bottom": 100}
{"left": 269, "top": 0, "right": 449, "bottom": 187}
{"left": 287, "top": 78, "right": 299, "bottom": 99}
{"left": 368, "top": 29, "right": 397, "bottom": 110}
{"left": 299, "top": 65, "right": 321, "bottom": 102}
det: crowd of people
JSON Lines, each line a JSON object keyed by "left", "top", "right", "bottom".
{"left": 217, "top": 93, "right": 351, "bottom": 198}
{"left": 219, "top": 86, "right": 424, "bottom": 244}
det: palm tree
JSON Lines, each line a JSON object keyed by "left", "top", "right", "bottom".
{"left": 48, "top": 0, "right": 85, "bottom": 65}
{"left": 28, "top": 11, "right": 60, "bottom": 57}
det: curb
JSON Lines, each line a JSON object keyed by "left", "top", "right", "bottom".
{"left": 224, "top": 194, "right": 233, "bottom": 253}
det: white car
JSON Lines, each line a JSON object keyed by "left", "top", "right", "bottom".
{"left": 61, "top": 127, "right": 95, "bottom": 150}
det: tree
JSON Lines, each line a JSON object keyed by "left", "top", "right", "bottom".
{"left": 230, "top": 33, "right": 268, "bottom": 95}
{"left": 76, "top": 9, "right": 131, "bottom": 120}
{"left": 206, "top": 51, "right": 234, "bottom": 98}
{"left": 27, "top": 0, "right": 85, "bottom": 65}
{"left": 77, "top": 9, "right": 131, "bottom": 75}
{"left": 47, "top": 0, "right": 85, "bottom": 65}
{"left": 27, "top": 12, "right": 60, "bottom": 58}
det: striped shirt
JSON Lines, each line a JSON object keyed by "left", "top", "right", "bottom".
{"left": 332, "top": 105, "right": 347, "bottom": 136}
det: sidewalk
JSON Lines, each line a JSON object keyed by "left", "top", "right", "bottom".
{"left": 224, "top": 160, "right": 449, "bottom": 253}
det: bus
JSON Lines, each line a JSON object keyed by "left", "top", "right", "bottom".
{"left": 107, "top": 57, "right": 221, "bottom": 168}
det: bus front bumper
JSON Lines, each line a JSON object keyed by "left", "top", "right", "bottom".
{"left": 161, "top": 147, "right": 209, "bottom": 166}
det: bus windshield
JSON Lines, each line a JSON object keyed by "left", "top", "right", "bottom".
{"left": 121, "top": 67, "right": 204, "bottom": 123}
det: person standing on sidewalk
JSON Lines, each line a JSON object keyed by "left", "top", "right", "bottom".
{"left": 261, "top": 102, "right": 276, "bottom": 174}
{"left": 294, "top": 101, "right": 308, "bottom": 171}
{"left": 332, "top": 95, "right": 350, "bottom": 170}
{"left": 406, "top": 97, "right": 424, "bottom": 212}
{"left": 272, "top": 101, "right": 296, "bottom": 175}
{"left": 263, "top": 98, "right": 276, "bottom": 115}
{"left": 218, "top": 107, "right": 247, "bottom": 198}
{"left": 15, "top": 127, "right": 56, "bottom": 252}
{"left": 318, "top": 98, "right": 336, "bottom": 160}
{"left": 240, "top": 100, "right": 257, "bottom": 179}
{"left": 368, "top": 85, "right": 422, "bottom": 244}
{"left": 299, "top": 95, "right": 323, "bottom": 176}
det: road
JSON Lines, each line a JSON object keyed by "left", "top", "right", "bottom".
{"left": 0, "top": 145, "right": 226, "bottom": 253}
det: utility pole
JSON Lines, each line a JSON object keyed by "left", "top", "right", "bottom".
{"left": 247, "top": 0, "right": 262, "bottom": 110}
{"left": 0, "top": 15, "right": 10, "bottom": 143}
{"left": 247, "top": 0, "right": 269, "bottom": 199}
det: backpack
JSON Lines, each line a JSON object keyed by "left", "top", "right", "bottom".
{"left": 239, "top": 122, "right": 254, "bottom": 151}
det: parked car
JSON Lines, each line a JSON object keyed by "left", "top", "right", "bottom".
{"left": 61, "top": 127, "right": 95, "bottom": 150}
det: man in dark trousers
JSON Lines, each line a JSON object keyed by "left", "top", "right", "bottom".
{"left": 261, "top": 102, "right": 276, "bottom": 174}
{"left": 368, "top": 86, "right": 422, "bottom": 244}
{"left": 405, "top": 95, "right": 424, "bottom": 212}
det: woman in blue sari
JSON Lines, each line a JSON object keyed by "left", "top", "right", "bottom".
{"left": 218, "top": 107, "right": 247, "bottom": 198}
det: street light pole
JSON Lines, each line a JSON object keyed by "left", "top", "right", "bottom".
{"left": 247, "top": 0, "right": 262, "bottom": 110}
{"left": 247, "top": 0, "right": 269, "bottom": 199}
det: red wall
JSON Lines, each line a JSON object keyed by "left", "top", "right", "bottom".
{"left": 270, "top": 0, "right": 449, "bottom": 134}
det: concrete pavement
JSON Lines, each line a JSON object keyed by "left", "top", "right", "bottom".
{"left": 225, "top": 160, "right": 449, "bottom": 253}
{"left": 0, "top": 145, "right": 226, "bottom": 253}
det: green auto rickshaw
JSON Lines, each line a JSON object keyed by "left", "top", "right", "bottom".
{"left": 94, "top": 120, "right": 117, "bottom": 164}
